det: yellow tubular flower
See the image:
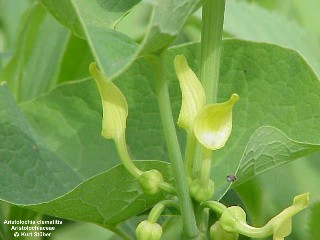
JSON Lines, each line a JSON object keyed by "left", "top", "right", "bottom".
{"left": 89, "top": 62, "right": 128, "bottom": 140}
{"left": 219, "top": 193, "right": 309, "bottom": 239}
{"left": 174, "top": 55, "right": 206, "bottom": 132}
{"left": 270, "top": 193, "right": 309, "bottom": 240}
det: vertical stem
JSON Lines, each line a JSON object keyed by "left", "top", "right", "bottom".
{"left": 148, "top": 53, "right": 199, "bottom": 239}
{"left": 197, "top": 0, "right": 226, "bottom": 187}
{"left": 195, "top": 1, "right": 226, "bottom": 234}
{"left": 185, "top": 133, "right": 197, "bottom": 182}
{"left": 200, "top": 0, "right": 226, "bottom": 104}
{"left": 197, "top": 208, "right": 210, "bottom": 237}
{"left": 200, "top": 147, "right": 212, "bottom": 186}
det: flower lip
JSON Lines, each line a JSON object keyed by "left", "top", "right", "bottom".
{"left": 194, "top": 93, "right": 239, "bottom": 150}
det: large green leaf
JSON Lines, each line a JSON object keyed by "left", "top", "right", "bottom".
{"left": 20, "top": 79, "right": 120, "bottom": 179}
{"left": 56, "top": 34, "right": 94, "bottom": 83}
{"left": 233, "top": 126, "right": 320, "bottom": 186}
{"left": 52, "top": 222, "right": 117, "bottom": 240}
{"left": 0, "top": 82, "right": 172, "bottom": 230}
{"left": 0, "top": 83, "right": 81, "bottom": 204}
{"left": 192, "top": 1, "right": 320, "bottom": 77}
{"left": 223, "top": 0, "right": 320, "bottom": 77}
{"left": 29, "top": 161, "right": 172, "bottom": 228}
{"left": 40, "top": 0, "right": 139, "bottom": 79}
{"left": 21, "top": 59, "right": 164, "bottom": 178}
{"left": 0, "top": 2, "right": 69, "bottom": 102}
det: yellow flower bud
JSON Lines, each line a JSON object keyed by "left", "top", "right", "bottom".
{"left": 210, "top": 221, "right": 239, "bottom": 240}
{"left": 189, "top": 179, "right": 215, "bottom": 202}
{"left": 220, "top": 206, "right": 246, "bottom": 233}
{"left": 139, "top": 170, "right": 164, "bottom": 195}
{"left": 136, "top": 220, "right": 163, "bottom": 240}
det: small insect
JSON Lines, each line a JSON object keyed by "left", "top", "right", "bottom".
{"left": 226, "top": 174, "right": 237, "bottom": 182}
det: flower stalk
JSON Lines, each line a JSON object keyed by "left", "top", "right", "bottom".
{"left": 200, "top": 0, "right": 226, "bottom": 104}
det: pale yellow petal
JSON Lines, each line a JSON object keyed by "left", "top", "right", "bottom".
{"left": 89, "top": 62, "right": 128, "bottom": 140}
{"left": 194, "top": 94, "right": 239, "bottom": 150}
{"left": 174, "top": 55, "right": 206, "bottom": 132}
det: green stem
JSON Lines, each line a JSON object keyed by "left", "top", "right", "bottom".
{"left": 200, "top": 0, "right": 226, "bottom": 104}
{"left": 148, "top": 53, "right": 199, "bottom": 239}
{"left": 116, "top": 135, "right": 176, "bottom": 194}
{"left": 185, "top": 133, "right": 197, "bottom": 182}
{"left": 115, "top": 135, "right": 142, "bottom": 179}
{"left": 201, "top": 201, "right": 227, "bottom": 216}
{"left": 235, "top": 221, "right": 273, "bottom": 238}
{"left": 148, "top": 200, "right": 180, "bottom": 223}
{"left": 158, "top": 181, "right": 177, "bottom": 194}
{"left": 192, "top": 143, "right": 202, "bottom": 179}
{"left": 194, "top": 0, "right": 226, "bottom": 184}
{"left": 196, "top": 208, "right": 210, "bottom": 237}
{"left": 195, "top": 201, "right": 227, "bottom": 238}
{"left": 200, "top": 147, "right": 212, "bottom": 186}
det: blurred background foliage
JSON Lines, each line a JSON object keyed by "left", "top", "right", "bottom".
{"left": 0, "top": 0, "right": 319, "bottom": 239}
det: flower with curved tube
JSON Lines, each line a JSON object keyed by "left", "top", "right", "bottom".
{"left": 89, "top": 62, "right": 128, "bottom": 141}
{"left": 219, "top": 193, "right": 309, "bottom": 240}
{"left": 174, "top": 55, "right": 239, "bottom": 150}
